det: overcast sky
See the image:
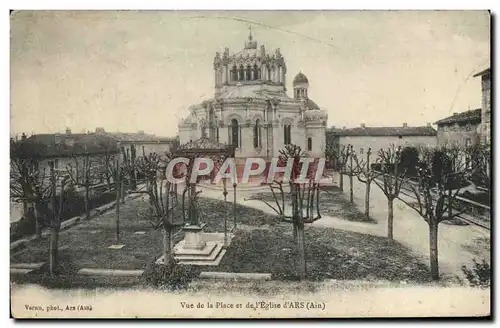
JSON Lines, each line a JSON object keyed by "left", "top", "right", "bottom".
{"left": 10, "top": 10, "right": 490, "bottom": 137}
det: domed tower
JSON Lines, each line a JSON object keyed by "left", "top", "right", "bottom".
{"left": 293, "top": 72, "right": 309, "bottom": 100}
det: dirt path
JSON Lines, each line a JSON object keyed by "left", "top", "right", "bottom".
{"left": 194, "top": 177, "right": 490, "bottom": 280}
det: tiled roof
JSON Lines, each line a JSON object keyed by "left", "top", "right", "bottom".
{"left": 23, "top": 133, "right": 119, "bottom": 158}
{"left": 327, "top": 126, "right": 437, "bottom": 137}
{"left": 434, "top": 108, "right": 482, "bottom": 126}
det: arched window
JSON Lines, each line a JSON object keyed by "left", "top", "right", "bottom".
{"left": 307, "top": 137, "right": 312, "bottom": 151}
{"left": 239, "top": 65, "right": 245, "bottom": 81}
{"left": 231, "top": 119, "right": 239, "bottom": 147}
{"left": 266, "top": 65, "right": 271, "bottom": 81}
{"left": 253, "top": 119, "right": 261, "bottom": 148}
{"left": 246, "top": 65, "right": 252, "bottom": 81}
{"left": 231, "top": 65, "right": 237, "bottom": 81}
{"left": 284, "top": 125, "right": 291, "bottom": 145}
{"left": 253, "top": 64, "right": 259, "bottom": 80}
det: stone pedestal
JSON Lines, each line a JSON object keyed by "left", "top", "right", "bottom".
{"left": 183, "top": 223, "right": 207, "bottom": 250}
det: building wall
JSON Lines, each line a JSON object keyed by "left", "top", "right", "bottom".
{"left": 338, "top": 135, "right": 437, "bottom": 154}
{"left": 436, "top": 123, "right": 481, "bottom": 148}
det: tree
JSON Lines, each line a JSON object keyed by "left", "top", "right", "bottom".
{"left": 398, "top": 147, "right": 470, "bottom": 280}
{"left": 344, "top": 145, "right": 362, "bottom": 204}
{"left": 372, "top": 145, "right": 408, "bottom": 240}
{"left": 468, "top": 144, "right": 491, "bottom": 194}
{"left": 259, "top": 144, "right": 322, "bottom": 279}
{"left": 353, "top": 147, "right": 379, "bottom": 220}
{"left": 47, "top": 161, "right": 68, "bottom": 275}
{"left": 95, "top": 140, "right": 118, "bottom": 192}
{"left": 108, "top": 157, "right": 127, "bottom": 243}
{"left": 10, "top": 138, "right": 49, "bottom": 238}
{"left": 66, "top": 153, "right": 102, "bottom": 220}
{"left": 325, "top": 143, "right": 350, "bottom": 191}
{"left": 132, "top": 152, "right": 182, "bottom": 266}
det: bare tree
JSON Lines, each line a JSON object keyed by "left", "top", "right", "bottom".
{"left": 258, "top": 144, "right": 322, "bottom": 280}
{"left": 325, "top": 143, "right": 350, "bottom": 191}
{"left": 372, "top": 145, "right": 408, "bottom": 240}
{"left": 468, "top": 144, "right": 491, "bottom": 194}
{"left": 344, "top": 145, "right": 362, "bottom": 204}
{"left": 10, "top": 138, "right": 56, "bottom": 239}
{"left": 66, "top": 153, "right": 102, "bottom": 220}
{"left": 352, "top": 147, "right": 377, "bottom": 220}
{"left": 48, "top": 161, "right": 68, "bottom": 275}
{"left": 132, "top": 152, "right": 182, "bottom": 266}
{"left": 398, "top": 147, "right": 469, "bottom": 280}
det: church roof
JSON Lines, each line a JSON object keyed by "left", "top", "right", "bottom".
{"left": 307, "top": 98, "right": 320, "bottom": 110}
{"left": 293, "top": 72, "right": 309, "bottom": 85}
{"left": 174, "top": 137, "right": 235, "bottom": 156}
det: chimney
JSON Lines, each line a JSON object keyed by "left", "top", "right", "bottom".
{"left": 403, "top": 122, "right": 408, "bottom": 128}
{"left": 65, "top": 127, "right": 71, "bottom": 135}
{"left": 360, "top": 123, "right": 366, "bottom": 128}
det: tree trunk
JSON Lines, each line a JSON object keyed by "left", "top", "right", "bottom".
{"left": 296, "top": 223, "right": 307, "bottom": 280}
{"left": 447, "top": 189, "right": 453, "bottom": 220}
{"left": 49, "top": 225, "right": 59, "bottom": 275}
{"left": 163, "top": 228, "right": 174, "bottom": 266}
{"left": 339, "top": 172, "right": 344, "bottom": 191}
{"left": 120, "top": 181, "right": 125, "bottom": 203}
{"left": 84, "top": 187, "right": 90, "bottom": 220}
{"left": 364, "top": 181, "right": 371, "bottom": 219}
{"left": 115, "top": 181, "right": 120, "bottom": 243}
{"left": 387, "top": 198, "right": 394, "bottom": 240}
{"left": 429, "top": 222, "right": 440, "bottom": 280}
{"left": 349, "top": 174, "right": 354, "bottom": 204}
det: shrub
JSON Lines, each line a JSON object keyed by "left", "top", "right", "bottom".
{"left": 461, "top": 259, "right": 491, "bottom": 288}
{"left": 399, "top": 147, "right": 419, "bottom": 177}
{"left": 142, "top": 261, "right": 200, "bottom": 290}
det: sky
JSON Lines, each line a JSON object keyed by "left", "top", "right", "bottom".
{"left": 10, "top": 10, "right": 490, "bottom": 137}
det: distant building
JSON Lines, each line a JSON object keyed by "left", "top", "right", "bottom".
{"left": 434, "top": 109, "right": 482, "bottom": 149}
{"left": 473, "top": 67, "right": 491, "bottom": 147}
{"left": 20, "top": 128, "right": 119, "bottom": 172}
{"left": 95, "top": 128, "right": 179, "bottom": 156}
{"left": 326, "top": 123, "right": 437, "bottom": 155}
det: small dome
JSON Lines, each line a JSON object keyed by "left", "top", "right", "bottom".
{"left": 293, "top": 72, "right": 309, "bottom": 85}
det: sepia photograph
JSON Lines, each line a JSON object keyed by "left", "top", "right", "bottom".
{"left": 9, "top": 9, "right": 491, "bottom": 319}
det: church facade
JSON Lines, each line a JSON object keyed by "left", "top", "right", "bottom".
{"left": 178, "top": 30, "right": 328, "bottom": 174}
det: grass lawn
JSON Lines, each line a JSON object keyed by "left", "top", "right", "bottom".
{"left": 11, "top": 193, "right": 430, "bottom": 288}
{"left": 247, "top": 185, "right": 376, "bottom": 223}
{"left": 212, "top": 225, "right": 430, "bottom": 282}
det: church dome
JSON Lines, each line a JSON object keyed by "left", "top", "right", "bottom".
{"left": 293, "top": 72, "right": 309, "bottom": 85}
{"left": 307, "top": 99, "right": 320, "bottom": 110}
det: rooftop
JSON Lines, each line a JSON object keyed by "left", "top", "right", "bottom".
{"left": 22, "top": 132, "right": 119, "bottom": 158}
{"left": 434, "top": 108, "right": 482, "bottom": 126}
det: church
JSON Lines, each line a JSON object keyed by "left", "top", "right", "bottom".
{"left": 178, "top": 29, "right": 328, "bottom": 176}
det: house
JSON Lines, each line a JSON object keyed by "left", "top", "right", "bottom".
{"left": 95, "top": 128, "right": 179, "bottom": 157}
{"left": 473, "top": 67, "right": 491, "bottom": 147}
{"left": 434, "top": 108, "right": 482, "bottom": 149}
{"left": 326, "top": 123, "right": 437, "bottom": 156}
{"left": 20, "top": 128, "right": 119, "bottom": 173}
